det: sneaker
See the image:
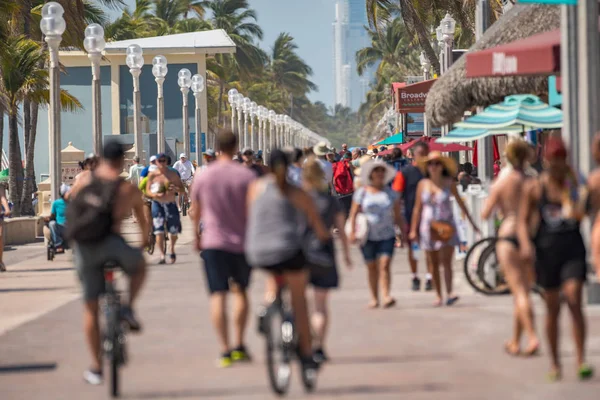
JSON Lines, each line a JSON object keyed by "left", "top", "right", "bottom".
{"left": 425, "top": 279, "right": 433, "bottom": 291}
{"left": 120, "top": 306, "right": 141, "bottom": 332}
{"left": 313, "top": 348, "right": 329, "bottom": 364}
{"left": 411, "top": 277, "right": 421, "bottom": 291}
{"left": 300, "top": 356, "right": 319, "bottom": 391}
{"left": 218, "top": 352, "right": 233, "bottom": 368}
{"left": 0, "top": 262, "right": 6, "bottom": 272}
{"left": 231, "top": 345, "right": 252, "bottom": 362}
{"left": 83, "top": 369, "right": 103, "bottom": 385}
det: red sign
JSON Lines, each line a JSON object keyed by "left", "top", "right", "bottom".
{"left": 395, "top": 79, "right": 436, "bottom": 113}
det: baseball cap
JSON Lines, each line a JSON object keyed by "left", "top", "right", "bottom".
{"left": 179, "top": 153, "right": 186, "bottom": 159}
{"left": 149, "top": 155, "right": 157, "bottom": 162}
{"left": 59, "top": 183, "right": 70, "bottom": 197}
{"left": 203, "top": 149, "right": 216, "bottom": 157}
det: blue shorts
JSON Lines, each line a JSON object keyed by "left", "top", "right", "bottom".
{"left": 151, "top": 201, "right": 181, "bottom": 235}
{"left": 361, "top": 237, "right": 395, "bottom": 262}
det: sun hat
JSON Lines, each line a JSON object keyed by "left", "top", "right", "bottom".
{"left": 179, "top": 153, "right": 186, "bottom": 159}
{"left": 360, "top": 160, "right": 396, "bottom": 186}
{"left": 313, "top": 142, "right": 331, "bottom": 156}
{"left": 203, "top": 149, "right": 216, "bottom": 157}
{"left": 417, "top": 151, "right": 458, "bottom": 176}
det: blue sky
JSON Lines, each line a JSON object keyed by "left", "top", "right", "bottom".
{"left": 108, "top": 0, "right": 336, "bottom": 107}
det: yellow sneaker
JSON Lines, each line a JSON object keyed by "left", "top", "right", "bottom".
{"left": 231, "top": 347, "right": 252, "bottom": 362}
{"left": 217, "top": 353, "right": 232, "bottom": 368}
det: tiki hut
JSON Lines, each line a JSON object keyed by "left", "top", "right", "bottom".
{"left": 425, "top": 4, "right": 560, "bottom": 127}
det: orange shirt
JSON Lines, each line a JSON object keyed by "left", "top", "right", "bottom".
{"left": 392, "top": 171, "right": 405, "bottom": 192}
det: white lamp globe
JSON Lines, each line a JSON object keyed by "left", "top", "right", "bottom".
{"left": 40, "top": 2, "right": 66, "bottom": 36}
{"left": 191, "top": 74, "right": 205, "bottom": 93}
{"left": 152, "top": 55, "right": 167, "bottom": 67}
{"left": 152, "top": 64, "right": 168, "bottom": 78}
{"left": 227, "top": 88, "right": 238, "bottom": 103}
{"left": 441, "top": 13, "right": 456, "bottom": 37}
{"left": 268, "top": 110, "right": 276, "bottom": 121}
{"left": 178, "top": 68, "right": 192, "bottom": 88}
{"left": 83, "top": 23, "right": 105, "bottom": 53}
{"left": 126, "top": 54, "right": 144, "bottom": 69}
{"left": 126, "top": 44, "right": 143, "bottom": 57}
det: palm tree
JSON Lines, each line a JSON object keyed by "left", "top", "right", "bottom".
{"left": 105, "top": 0, "right": 158, "bottom": 40}
{"left": 0, "top": 35, "right": 81, "bottom": 216}
{"left": 356, "top": 19, "right": 420, "bottom": 79}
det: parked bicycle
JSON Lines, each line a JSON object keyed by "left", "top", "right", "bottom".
{"left": 101, "top": 262, "right": 128, "bottom": 398}
{"left": 257, "top": 274, "right": 316, "bottom": 396}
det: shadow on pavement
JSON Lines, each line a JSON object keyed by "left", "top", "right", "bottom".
{"left": 332, "top": 353, "right": 454, "bottom": 365}
{"left": 7, "top": 267, "right": 74, "bottom": 273}
{"left": 0, "top": 363, "right": 57, "bottom": 374}
{"left": 126, "top": 386, "right": 267, "bottom": 399}
{"left": 0, "top": 287, "right": 71, "bottom": 293}
{"left": 318, "top": 382, "right": 450, "bottom": 396}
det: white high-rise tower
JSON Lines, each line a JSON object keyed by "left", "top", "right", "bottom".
{"left": 332, "top": 0, "right": 373, "bottom": 110}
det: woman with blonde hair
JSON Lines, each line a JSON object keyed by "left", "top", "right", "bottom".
{"left": 410, "top": 152, "right": 479, "bottom": 306}
{"left": 482, "top": 139, "right": 539, "bottom": 356}
{"left": 302, "top": 157, "right": 352, "bottom": 362}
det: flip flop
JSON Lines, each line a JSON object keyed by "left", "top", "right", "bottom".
{"left": 546, "top": 370, "right": 562, "bottom": 383}
{"left": 578, "top": 364, "right": 594, "bottom": 380}
{"left": 504, "top": 341, "right": 520, "bottom": 357}
{"left": 170, "top": 254, "right": 177, "bottom": 264}
{"left": 383, "top": 298, "right": 396, "bottom": 308}
{"left": 446, "top": 296, "right": 460, "bottom": 306}
{"left": 158, "top": 258, "right": 166, "bottom": 265}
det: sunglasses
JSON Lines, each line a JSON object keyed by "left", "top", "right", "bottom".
{"left": 243, "top": 152, "right": 254, "bottom": 156}
{"left": 428, "top": 161, "right": 443, "bottom": 167}
{"left": 158, "top": 159, "right": 167, "bottom": 164}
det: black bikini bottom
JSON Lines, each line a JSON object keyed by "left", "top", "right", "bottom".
{"left": 498, "top": 236, "right": 519, "bottom": 249}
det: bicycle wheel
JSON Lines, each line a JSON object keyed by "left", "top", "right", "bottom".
{"left": 147, "top": 233, "right": 155, "bottom": 255}
{"left": 464, "top": 238, "right": 509, "bottom": 295}
{"left": 110, "top": 338, "right": 119, "bottom": 398}
{"left": 264, "top": 303, "right": 292, "bottom": 396}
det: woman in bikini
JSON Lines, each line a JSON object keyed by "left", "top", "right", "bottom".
{"left": 482, "top": 140, "right": 539, "bottom": 356}
{"left": 410, "top": 152, "right": 479, "bottom": 307}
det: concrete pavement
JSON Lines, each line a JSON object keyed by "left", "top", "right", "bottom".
{"left": 1, "top": 218, "right": 600, "bottom": 399}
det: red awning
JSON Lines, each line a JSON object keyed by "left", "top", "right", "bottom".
{"left": 394, "top": 80, "right": 436, "bottom": 113}
{"left": 398, "top": 137, "right": 473, "bottom": 153}
{"left": 466, "top": 29, "right": 560, "bottom": 78}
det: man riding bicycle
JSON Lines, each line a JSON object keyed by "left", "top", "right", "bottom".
{"left": 67, "top": 141, "right": 149, "bottom": 386}
{"left": 173, "top": 153, "right": 195, "bottom": 210}
{"left": 147, "top": 153, "right": 185, "bottom": 264}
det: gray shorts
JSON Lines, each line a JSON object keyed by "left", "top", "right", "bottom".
{"left": 74, "top": 234, "right": 144, "bottom": 301}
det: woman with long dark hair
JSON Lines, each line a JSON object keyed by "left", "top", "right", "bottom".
{"left": 246, "top": 150, "right": 330, "bottom": 378}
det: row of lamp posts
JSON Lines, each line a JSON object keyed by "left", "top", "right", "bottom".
{"left": 226, "top": 88, "right": 326, "bottom": 158}
{"left": 41, "top": 2, "right": 207, "bottom": 201}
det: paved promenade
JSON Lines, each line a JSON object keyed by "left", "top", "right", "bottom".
{"left": 1, "top": 218, "right": 600, "bottom": 399}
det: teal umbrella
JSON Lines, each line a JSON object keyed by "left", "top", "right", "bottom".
{"left": 0, "top": 169, "right": 7, "bottom": 182}
{"left": 437, "top": 94, "right": 562, "bottom": 144}
{"left": 376, "top": 132, "right": 404, "bottom": 145}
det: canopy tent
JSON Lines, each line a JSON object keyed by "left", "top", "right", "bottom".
{"left": 425, "top": 4, "right": 559, "bottom": 127}
{"left": 376, "top": 132, "right": 404, "bottom": 146}
{"left": 437, "top": 94, "right": 562, "bottom": 144}
{"left": 466, "top": 29, "right": 560, "bottom": 78}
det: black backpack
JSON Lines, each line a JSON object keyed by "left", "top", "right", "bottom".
{"left": 66, "top": 175, "right": 122, "bottom": 244}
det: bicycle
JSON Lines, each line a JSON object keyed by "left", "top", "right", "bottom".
{"left": 177, "top": 178, "right": 193, "bottom": 217}
{"left": 145, "top": 206, "right": 168, "bottom": 256}
{"left": 257, "top": 274, "right": 316, "bottom": 396}
{"left": 101, "top": 262, "right": 128, "bottom": 398}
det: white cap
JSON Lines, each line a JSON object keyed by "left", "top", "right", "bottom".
{"left": 149, "top": 155, "right": 157, "bottom": 162}
{"left": 59, "top": 183, "right": 70, "bottom": 196}
{"left": 179, "top": 153, "right": 186, "bottom": 158}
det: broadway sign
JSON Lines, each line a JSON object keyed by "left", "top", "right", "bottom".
{"left": 395, "top": 79, "right": 436, "bottom": 113}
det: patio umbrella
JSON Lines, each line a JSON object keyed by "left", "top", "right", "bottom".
{"left": 0, "top": 169, "right": 8, "bottom": 182}
{"left": 399, "top": 137, "right": 473, "bottom": 153}
{"left": 437, "top": 94, "right": 562, "bottom": 144}
{"left": 376, "top": 132, "right": 404, "bottom": 146}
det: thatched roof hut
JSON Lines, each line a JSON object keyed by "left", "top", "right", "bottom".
{"left": 425, "top": 4, "right": 560, "bottom": 127}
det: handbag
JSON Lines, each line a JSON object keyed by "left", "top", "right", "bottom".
{"left": 430, "top": 220, "right": 455, "bottom": 243}
{"left": 345, "top": 212, "right": 369, "bottom": 245}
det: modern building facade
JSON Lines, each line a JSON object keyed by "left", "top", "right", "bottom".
{"left": 332, "top": 0, "right": 373, "bottom": 110}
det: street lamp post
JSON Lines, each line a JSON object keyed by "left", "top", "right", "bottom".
{"left": 268, "top": 110, "right": 276, "bottom": 155}
{"left": 126, "top": 44, "right": 144, "bottom": 159}
{"left": 235, "top": 95, "right": 244, "bottom": 150}
{"left": 283, "top": 115, "right": 290, "bottom": 147}
{"left": 436, "top": 26, "right": 445, "bottom": 76}
{"left": 191, "top": 74, "right": 205, "bottom": 164}
{"left": 242, "top": 97, "right": 251, "bottom": 149}
{"left": 41, "top": 2, "right": 66, "bottom": 201}
{"left": 257, "top": 106, "right": 266, "bottom": 151}
{"left": 420, "top": 51, "right": 431, "bottom": 137}
{"left": 178, "top": 68, "right": 192, "bottom": 159}
{"left": 83, "top": 23, "right": 105, "bottom": 156}
{"left": 249, "top": 101, "right": 258, "bottom": 150}
{"left": 152, "top": 55, "right": 168, "bottom": 154}
{"left": 228, "top": 89, "right": 238, "bottom": 135}
{"left": 441, "top": 13, "right": 456, "bottom": 74}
